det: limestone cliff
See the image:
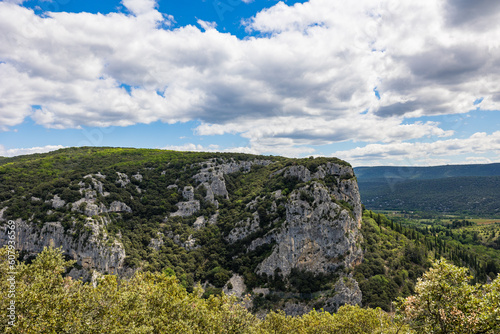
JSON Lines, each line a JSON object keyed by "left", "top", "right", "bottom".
{"left": 0, "top": 217, "right": 125, "bottom": 278}
{"left": 0, "top": 172, "right": 127, "bottom": 280}
{"left": 255, "top": 179, "right": 362, "bottom": 277}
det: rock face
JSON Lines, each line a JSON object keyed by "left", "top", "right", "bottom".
{"left": 323, "top": 276, "right": 363, "bottom": 313}
{"left": 170, "top": 200, "right": 200, "bottom": 217}
{"left": 0, "top": 218, "right": 125, "bottom": 275}
{"left": 193, "top": 159, "right": 272, "bottom": 204}
{"left": 226, "top": 212, "right": 260, "bottom": 243}
{"left": 255, "top": 179, "right": 362, "bottom": 276}
{"left": 0, "top": 171, "right": 127, "bottom": 280}
{"left": 49, "top": 195, "right": 66, "bottom": 209}
{"left": 221, "top": 162, "right": 363, "bottom": 278}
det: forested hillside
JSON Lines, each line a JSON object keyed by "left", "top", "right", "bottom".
{"left": 355, "top": 211, "right": 500, "bottom": 311}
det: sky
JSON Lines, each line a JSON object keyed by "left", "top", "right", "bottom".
{"left": 0, "top": 0, "right": 499, "bottom": 166}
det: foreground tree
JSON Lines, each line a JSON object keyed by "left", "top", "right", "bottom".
{"left": 396, "top": 259, "right": 500, "bottom": 333}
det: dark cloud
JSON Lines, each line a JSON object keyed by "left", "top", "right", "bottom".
{"left": 444, "top": 0, "right": 500, "bottom": 28}
{"left": 404, "top": 45, "right": 487, "bottom": 84}
{"left": 273, "top": 128, "right": 353, "bottom": 144}
{"left": 375, "top": 101, "right": 420, "bottom": 117}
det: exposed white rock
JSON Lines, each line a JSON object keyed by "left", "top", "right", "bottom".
{"left": 49, "top": 195, "right": 66, "bottom": 209}
{"left": 208, "top": 211, "right": 219, "bottom": 225}
{"left": 223, "top": 274, "right": 247, "bottom": 297}
{"left": 245, "top": 197, "right": 261, "bottom": 211}
{"left": 252, "top": 287, "right": 270, "bottom": 296}
{"left": 227, "top": 212, "right": 260, "bottom": 243}
{"left": 183, "top": 235, "right": 197, "bottom": 250}
{"left": 83, "top": 174, "right": 106, "bottom": 195}
{"left": 72, "top": 198, "right": 132, "bottom": 216}
{"left": 193, "top": 158, "right": 273, "bottom": 204}
{"left": 182, "top": 186, "right": 195, "bottom": 201}
{"left": 170, "top": 200, "right": 200, "bottom": 217}
{"left": 91, "top": 270, "right": 104, "bottom": 288}
{"left": 0, "top": 218, "right": 126, "bottom": 274}
{"left": 132, "top": 173, "right": 143, "bottom": 182}
{"left": 0, "top": 207, "right": 7, "bottom": 221}
{"left": 116, "top": 172, "right": 130, "bottom": 187}
{"left": 284, "top": 165, "right": 311, "bottom": 182}
{"left": 322, "top": 276, "right": 362, "bottom": 313}
{"left": 72, "top": 198, "right": 106, "bottom": 216}
{"left": 279, "top": 275, "right": 362, "bottom": 316}
{"left": 31, "top": 196, "right": 41, "bottom": 202}
{"left": 109, "top": 201, "right": 132, "bottom": 213}
{"left": 193, "top": 216, "right": 206, "bottom": 230}
{"left": 256, "top": 181, "right": 363, "bottom": 277}
{"left": 149, "top": 232, "right": 165, "bottom": 251}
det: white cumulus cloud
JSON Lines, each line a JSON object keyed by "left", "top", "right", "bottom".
{"left": 0, "top": 0, "right": 499, "bottom": 159}
{"left": 0, "top": 144, "right": 66, "bottom": 157}
{"left": 332, "top": 131, "right": 500, "bottom": 166}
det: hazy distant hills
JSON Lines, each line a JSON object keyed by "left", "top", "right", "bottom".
{"left": 355, "top": 163, "right": 500, "bottom": 181}
{"left": 354, "top": 163, "right": 500, "bottom": 216}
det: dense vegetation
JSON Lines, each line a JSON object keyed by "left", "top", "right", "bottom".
{"left": 1, "top": 246, "right": 499, "bottom": 333}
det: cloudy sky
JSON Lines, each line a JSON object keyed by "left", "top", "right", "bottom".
{"left": 0, "top": 0, "right": 499, "bottom": 166}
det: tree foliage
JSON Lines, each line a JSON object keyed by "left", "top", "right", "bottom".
{"left": 396, "top": 259, "right": 500, "bottom": 333}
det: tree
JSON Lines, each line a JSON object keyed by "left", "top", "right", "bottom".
{"left": 396, "top": 258, "right": 500, "bottom": 333}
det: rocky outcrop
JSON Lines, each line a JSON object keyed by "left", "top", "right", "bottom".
{"left": 0, "top": 218, "right": 125, "bottom": 275}
{"left": 116, "top": 172, "right": 130, "bottom": 187}
{"left": 193, "top": 216, "right": 206, "bottom": 230}
{"left": 224, "top": 274, "right": 247, "bottom": 297}
{"left": 0, "top": 148, "right": 365, "bottom": 316}
{"left": 0, "top": 207, "right": 6, "bottom": 221}
{"left": 256, "top": 180, "right": 362, "bottom": 277}
{"left": 227, "top": 212, "right": 260, "bottom": 243}
{"left": 280, "top": 276, "right": 362, "bottom": 316}
{"left": 170, "top": 200, "right": 200, "bottom": 217}
{"left": 109, "top": 201, "right": 132, "bottom": 213}
{"left": 182, "top": 186, "right": 195, "bottom": 201}
{"left": 48, "top": 195, "right": 66, "bottom": 209}
{"left": 72, "top": 198, "right": 131, "bottom": 216}
{"left": 193, "top": 158, "right": 273, "bottom": 204}
{"left": 168, "top": 233, "right": 198, "bottom": 251}
{"left": 323, "top": 276, "right": 362, "bottom": 313}
{"left": 149, "top": 232, "right": 165, "bottom": 251}
{"left": 132, "top": 172, "right": 143, "bottom": 182}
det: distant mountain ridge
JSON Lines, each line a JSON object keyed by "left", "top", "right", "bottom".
{"left": 355, "top": 163, "right": 500, "bottom": 216}
{"left": 354, "top": 163, "right": 500, "bottom": 181}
